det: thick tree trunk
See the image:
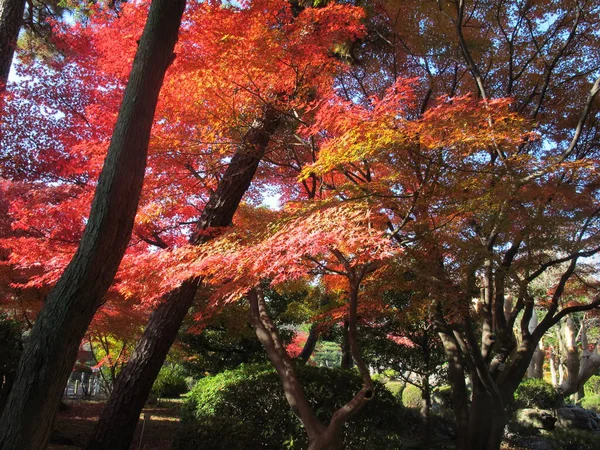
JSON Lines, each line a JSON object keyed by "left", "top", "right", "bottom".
{"left": 0, "top": 2, "right": 185, "bottom": 449}
{"left": 0, "top": 0, "right": 25, "bottom": 91}
{"left": 466, "top": 387, "right": 507, "bottom": 450}
{"left": 86, "top": 107, "right": 280, "bottom": 450}
{"left": 436, "top": 327, "right": 469, "bottom": 450}
{"left": 559, "top": 317, "right": 580, "bottom": 395}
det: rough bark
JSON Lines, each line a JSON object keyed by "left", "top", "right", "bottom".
{"left": 0, "top": 0, "right": 25, "bottom": 91}
{"left": 86, "top": 107, "right": 280, "bottom": 450}
{"left": 0, "top": 2, "right": 185, "bottom": 448}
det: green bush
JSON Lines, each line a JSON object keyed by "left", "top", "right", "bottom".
{"left": 581, "top": 394, "right": 600, "bottom": 413}
{"left": 584, "top": 375, "right": 600, "bottom": 397}
{"left": 547, "top": 428, "right": 600, "bottom": 450}
{"left": 514, "top": 379, "right": 562, "bottom": 409}
{"left": 151, "top": 364, "right": 188, "bottom": 399}
{"left": 433, "top": 385, "right": 453, "bottom": 408}
{"left": 177, "top": 364, "right": 405, "bottom": 450}
{"left": 401, "top": 384, "right": 423, "bottom": 408}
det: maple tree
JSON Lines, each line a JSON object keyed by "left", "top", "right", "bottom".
{"left": 293, "top": 1, "right": 600, "bottom": 449}
{"left": 0, "top": 0, "right": 599, "bottom": 449}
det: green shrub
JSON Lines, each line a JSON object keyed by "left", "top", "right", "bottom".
{"left": 547, "top": 428, "right": 600, "bottom": 450}
{"left": 584, "top": 375, "right": 600, "bottom": 397}
{"left": 514, "top": 379, "right": 562, "bottom": 409}
{"left": 581, "top": 394, "right": 600, "bottom": 413}
{"left": 433, "top": 385, "right": 453, "bottom": 408}
{"left": 401, "top": 384, "right": 423, "bottom": 408}
{"left": 177, "top": 364, "right": 404, "bottom": 450}
{"left": 152, "top": 364, "right": 188, "bottom": 399}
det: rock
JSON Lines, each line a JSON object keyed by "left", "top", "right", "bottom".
{"left": 556, "top": 406, "right": 600, "bottom": 431}
{"left": 515, "top": 408, "right": 557, "bottom": 430}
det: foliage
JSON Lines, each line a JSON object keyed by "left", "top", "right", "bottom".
{"left": 584, "top": 375, "right": 600, "bottom": 397}
{"left": 433, "top": 385, "right": 453, "bottom": 409}
{"left": 401, "top": 384, "right": 423, "bottom": 408}
{"left": 179, "top": 364, "right": 404, "bottom": 449}
{"left": 547, "top": 428, "right": 600, "bottom": 450}
{"left": 514, "top": 379, "right": 563, "bottom": 410}
{"left": 581, "top": 395, "right": 600, "bottom": 413}
{"left": 0, "top": 314, "right": 21, "bottom": 378}
{"left": 151, "top": 364, "right": 188, "bottom": 399}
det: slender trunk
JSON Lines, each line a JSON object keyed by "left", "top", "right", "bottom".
{"left": 86, "top": 278, "right": 200, "bottom": 450}
{"left": 0, "top": 2, "right": 185, "bottom": 448}
{"left": 249, "top": 272, "right": 373, "bottom": 450}
{"left": 0, "top": 0, "right": 25, "bottom": 91}
{"left": 340, "top": 319, "right": 352, "bottom": 369}
{"left": 86, "top": 107, "right": 280, "bottom": 450}
{"left": 297, "top": 323, "right": 320, "bottom": 363}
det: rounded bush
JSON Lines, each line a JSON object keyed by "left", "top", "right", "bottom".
{"left": 514, "top": 379, "right": 562, "bottom": 409}
{"left": 581, "top": 394, "right": 600, "bottom": 413}
{"left": 401, "top": 384, "right": 423, "bottom": 408}
{"left": 152, "top": 364, "right": 188, "bottom": 399}
{"left": 177, "top": 364, "right": 404, "bottom": 450}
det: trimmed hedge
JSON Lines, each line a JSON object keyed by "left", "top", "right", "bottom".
{"left": 514, "top": 379, "right": 562, "bottom": 409}
{"left": 401, "top": 384, "right": 422, "bottom": 408}
{"left": 176, "top": 364, "right": 405, "bottom": 450}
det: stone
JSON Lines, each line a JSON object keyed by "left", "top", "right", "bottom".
{"left": 556, "top": 406, "right": 600, "bottom": 432}
{"left": 515, "top": 408, "right": 557, "bottom": 430}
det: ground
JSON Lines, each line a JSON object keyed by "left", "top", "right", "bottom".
{"left": 48, "top": 399, "right": 182, "bottom": 450}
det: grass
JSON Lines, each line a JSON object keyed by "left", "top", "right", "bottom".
{"left": 48, "top": 398, "right": 183, "bottom": 450}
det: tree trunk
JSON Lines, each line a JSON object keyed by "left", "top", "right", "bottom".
{"left": 436, "top": 327, "right": 469, "bottom": 450}
{"left": 421, "top": 376, "right": 432, "bottom": 450}
{"left": 86, "top": 107, "right": 280, "bottom": 450}
{"left": 0, "top": 0, "right": 25, "bottom": 91}
{"left": 466, "top": 388, "right": 508, "bottom": 450}
{"left": 340, "top": 319, "right": 353, "bottom": 369}
{"left": 527, "top": 339, "right": 545, "bottom": 379}
{"left": 559, "top": 317, "right": 580, "bottom": 396}
{"left": 0, "top": 2, "right": 185, "bottom": 449}
{"left": 297, "top": 323, "right": 320, "bottom": 363}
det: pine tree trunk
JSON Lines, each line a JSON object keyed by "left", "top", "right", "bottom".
{"left": 0, "top": 0, "right": 25, "bottom": 91}
{"left": 0, "top": 2, "right": 185, "bottom": 449}
{"left": 86, "top": 107, "right": 280, "bottom": 450}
